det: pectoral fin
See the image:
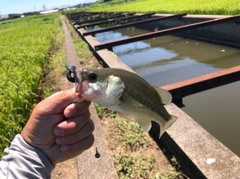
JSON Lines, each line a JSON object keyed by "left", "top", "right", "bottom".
{"left": 117, "top": 112, "right": 135, "bottom": 121}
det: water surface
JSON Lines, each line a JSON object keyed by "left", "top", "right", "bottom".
{"left": 182, "top": 81, "right": 240, "bottom": 156}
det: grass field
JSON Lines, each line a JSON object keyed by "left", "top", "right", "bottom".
{"left": 87, "top": 0, "right": 240, "bottom": 15}
{"left": 0, "top": 14, "right": 62, "bottom": 156}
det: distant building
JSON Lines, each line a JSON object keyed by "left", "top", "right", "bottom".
{"left": 40, "top": 9, "right": 59, "bottom": 14}
{"left": 59, "top": 5, "right": 69, "bottom": 10}
{"left": 60, "top": 3, "right": 92, "bottom": 11}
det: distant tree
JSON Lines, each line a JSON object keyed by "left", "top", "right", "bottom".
{"left": 23, "top": 12, "right": 40, "bottom": 16}
{"left": 8, "top": 14, "right": 21, "bottom": 19}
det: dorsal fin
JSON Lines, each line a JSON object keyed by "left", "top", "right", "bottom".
{"left": 154, "top": 87, "right": 172, "bottom": 105}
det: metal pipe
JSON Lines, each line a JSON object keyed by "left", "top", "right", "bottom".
{"left": 162, "top": 65, "right": 240, "bottom": 106}
{"left": 83, "top": 13, "right": 187, "bottom": 36}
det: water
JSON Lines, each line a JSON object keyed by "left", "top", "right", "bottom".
{"left": 182, "top": 81, "right": 240, "bottom": 156}
{"left": 95, "top": 27, "right": 240, "bottom": 156}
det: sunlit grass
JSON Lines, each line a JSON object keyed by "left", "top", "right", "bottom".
{"left": 88, "top": 0, "right": 240, "bottom": 15}
{"left": 0, "top": 14, "right": 62, "bottom": 157}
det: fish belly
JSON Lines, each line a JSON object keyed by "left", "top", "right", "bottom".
{"left": 107, "top": 102, "right": 166, "bottom": 134}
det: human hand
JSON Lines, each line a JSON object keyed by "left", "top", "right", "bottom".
{"left": 21, "top": 89, "right": 94, "bottom": 165}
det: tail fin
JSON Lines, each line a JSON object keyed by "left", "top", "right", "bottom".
{"left": 159, "top": 115, "right": 177, "bottom": 138}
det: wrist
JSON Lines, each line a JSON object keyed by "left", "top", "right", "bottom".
{"left": 20, "top": 132, "right": 57, "bottom": 165}
{"left": 14, "top": 134, "right": 55, "bottom": 168}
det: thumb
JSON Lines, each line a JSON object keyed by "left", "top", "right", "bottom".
{"left": 40, "top": 89, "right": 76, "bottom": 114}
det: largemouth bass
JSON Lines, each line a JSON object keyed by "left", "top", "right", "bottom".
{"left": 67, "top": 67, "right": 177, "bottom": 138}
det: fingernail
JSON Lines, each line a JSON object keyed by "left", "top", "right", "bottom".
{"left": 61, "top": 145, "right": 69, "bottom": 152}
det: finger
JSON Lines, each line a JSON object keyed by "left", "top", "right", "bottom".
{"left": 64, "top": 101, "right": 91, "bottom": 118}
{"left": 54, "top": 110, "right": 91, "bottom": 136}
{"left": 55, "top": 119, "right": 94, "bottom": 145}
{"left": 61, "top": 134, "right": 94, "bottom": 153}
{"left": 38, "top": 89, "right": 75, "bottom": 115}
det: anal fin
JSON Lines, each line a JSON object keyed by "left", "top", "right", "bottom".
{"left": 159, "top": 115, "right": 177, "bottom": 138}
{"left": 137, "top": 120, "right": 152, "bottom": 133}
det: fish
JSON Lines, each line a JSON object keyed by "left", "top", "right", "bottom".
{"left": 67, "top": 67, "right": 177, "bottom": 138}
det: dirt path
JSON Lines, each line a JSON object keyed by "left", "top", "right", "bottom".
{"left": 50, "top": 20, "right": 80, "bottom": 179}
{"left": 51, "top": 20, "right": 118, "bottom": 179}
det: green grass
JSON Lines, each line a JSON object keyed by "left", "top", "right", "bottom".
{"left": 95, "top": 105, "right": 184, "bottom": 178}
{"left": 114, "top": 153, "right": 156, "bottom": 179}
{"left": 42, "top": 25, "right": 67, "bottom": 98}
{"left": 111, "top": 117, "right": 149, "bottom": 152}
{"left": 0, "top": 13, "right": 63, "bottom": 157}
{"left": 88, "top": 0, "right": 240, "bottom": 15}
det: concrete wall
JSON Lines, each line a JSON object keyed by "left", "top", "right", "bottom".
{"left": 138, "top": 14, "right": 240, "bottom": 48}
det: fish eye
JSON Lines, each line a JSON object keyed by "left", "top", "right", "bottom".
{"left": 88, "top": 73, "right": 97, "bottom": 82}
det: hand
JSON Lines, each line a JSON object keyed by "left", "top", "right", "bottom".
{"left": 21, "top": 89, "right": 94, "bottom": 165}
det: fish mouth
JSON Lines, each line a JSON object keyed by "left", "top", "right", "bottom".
{"left": 67, "top": 66, "right": 87, "bottom": 94}
{"left": 67, "top": 66, "right": 92, "bottom": 102}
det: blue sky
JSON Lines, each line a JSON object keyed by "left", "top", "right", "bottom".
{"left": 0, "top": 0, "right": 97, "bottom": 15}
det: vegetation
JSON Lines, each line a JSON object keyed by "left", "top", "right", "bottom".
{"left": 0, "top": 14, "right": 63, "bottom": 157}
{"left": 41, "top": 21, "right": 67, "bottom": 98}
{"left": 8, "top": 14, "right": 22, "bottom": 19}
{"left": 95, "top": 105, "right": 186, "bottom": 178}
{"left": 89, "top": 0, "right": 240, "bottom": 15}
{"left": 91, "top": 0, "right": 138, "bottom": 7}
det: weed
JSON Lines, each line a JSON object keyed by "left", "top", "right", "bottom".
{"left": 114, "top": 152, "right": 156, "bottom": 179}
{"left": 94, "top": 103, "right": 184, "bottom": 178}
{"left": 94, "top": 103, "right": 117, "bottom": 119}
{"left": 159, "top": 168, "right": 182, "bottom": 179}
{"left": 112, "top": 117, "right": 149, "bottom": 151}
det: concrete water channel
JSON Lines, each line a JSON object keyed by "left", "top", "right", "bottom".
{"left": 94, "top": 28, "right": 240, "bottom": 156}
{"left": 68, "top": 12, "right": 240, "bottom": 178}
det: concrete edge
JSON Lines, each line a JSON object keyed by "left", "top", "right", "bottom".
{"left": 165, "top": 103, "right": 240, "bottom": 179}
{"left": 62, "top": 21, "right": 118, "bottom": 179}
